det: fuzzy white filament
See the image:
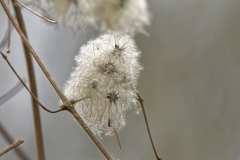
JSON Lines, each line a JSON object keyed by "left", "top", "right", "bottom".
{"left": 94, "top": 0, "right": 151, "bottom": 35}
{"left": 63, "top": 32, "right": 143, "bottom": 137}
{"left": 19, "top": 0, "right": 151, "bottom": 34}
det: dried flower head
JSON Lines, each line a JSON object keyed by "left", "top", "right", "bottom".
{"left": 19, "top": 0, "right": 151, "bottom": 34}
{"left": 94, "top": 0, "right": 151, "bottom": 35}
{"left": 63, "top": 32, "right": 143, "bottom": 136}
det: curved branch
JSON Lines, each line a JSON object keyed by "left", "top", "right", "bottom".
{"left": 16, "top": 0, "right": 57, "bottom": 24}
{"left": 0, "top": 51, "right": 65, "bottom": 114}
{"left": 136, "top": 93, "right": 162, "bottom": 160}
{"left": 0, "top": 139, "right": 24, "bottom": 157}
{"left": 0, "top": 0, "right": 70, "bottom": 105}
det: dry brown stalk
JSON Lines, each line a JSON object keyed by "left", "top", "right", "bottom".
{"left": 0, "top": 51, "right": 67, "bottom": 113}
{"left": 11, "top": 1, "right": 45, "bottom": 159}
{"left": 0, "top": 0, "right": 69, "bottom": 105}
{"left": 136, "top": 93, "right": 162, "bottom": 160}
{"left": 0, "top": 139, "right": 24, "bottom": 157}
{"left": 6, "top": 0, "right": 11, "bottom": 53}
{"left": 0, "top": 1, "right": 114, "bottom": 159}
{"left": 16, "top": 0, "right": 57, "bottom": 24}
{"left": 0, "top": 122, "right": 30, "bottom": 160}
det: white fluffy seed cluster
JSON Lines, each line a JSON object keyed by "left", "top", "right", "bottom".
{"left": 90, "top": 0, "right": 151, "bottom": 35}
{"left": 20, "top": 0, "right": 150, "bottom": 34}
{"left": 63, "top": 32, "right": 143, "bottom": 136}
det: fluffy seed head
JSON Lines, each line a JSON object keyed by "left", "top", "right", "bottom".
{"left": 19, "top": 0, "right": 151, "bottom": 34}
{"left": 63, "top": 32, "right": 143, "bottom": 136}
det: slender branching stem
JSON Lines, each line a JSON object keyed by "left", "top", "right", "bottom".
{"left": 0, "top": 24, "right": 13, "bottom": 49}
{"left": 0, "top": 0, "right": 70, "bottom": 105}
{"left": 0, "top": 139, "right": 24, "bottom": 157}
{"left": 66, "top": 107, "right": 114, "bottom": 160}
{"left": 16, "top": 0, "right": 57, "bottom": 24}
{"left": 0, "top": 122, "right": 30, "bottom": 160}
{"left": 109, "top": 125, "right": 122, "bottom": 150}
{"left": 0, "top": 51, "right": 65, "bottom": 114}
{"left": 136, "top": 93, "right": 162, "bottom": 160}
{"left": 11, "top": 1, "right": 45, "bottom": 159}
{"left": 70, "top": 97, "right": 90, "bottom": 105}
{"left": 0, "top": 2, "right": 114, "bottom": 159}
{"left": 114, "top": 131, "right": 122, "bottom": 150}
{"left": 7, "top": 0, "right": 11, "bottom": 53}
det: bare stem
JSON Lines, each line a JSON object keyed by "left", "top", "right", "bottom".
{"left": 0, "top": 2, "right": 113, "bottom": 159}
{"left": 114, "top": 131, "right": 122, "bottom": 150}
{"left": 11, "top": 1, "right": 45, "bottom": 159}
{"left": 108, "top": 119, "right": 122, "bottom": 150}
{"left": 7, "top": 0, "right": 11, "bottom": 53}
{"left": 66, "top": 107, "right": 114, "bottom": 160}
{"left": 0, "top": 51, "right": 65, "bottom": 114}
{"left": 16, "top": 0, "right": 57, "bottom": 24}
{"left": 0, "top": 139, "right": 24, "bottom": 157}
{"left": 0, "top": 122, "right": 30, "bottom": 160}
{"left": 0, "top": 0, "right": 70, "bottom": 105}
{"left": 0, "top": 24, "right": 13, "bottom": 49}
{"left": 136, "top": 93, "right": 162, "bottom": 160}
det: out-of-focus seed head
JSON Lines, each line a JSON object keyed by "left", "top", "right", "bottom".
{"left": 20, "top": 0, "right": 151, "bottom": 34}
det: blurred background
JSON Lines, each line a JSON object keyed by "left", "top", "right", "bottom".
{"left": 1, "top": 0, "right": 240, "bottom": 159}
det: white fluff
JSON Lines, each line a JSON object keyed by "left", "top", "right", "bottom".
{"left": 19, "top": 0, "right": 151, "bottom": 34}
{"left": 63, "top": 32, "right": 143, "bottom": 136}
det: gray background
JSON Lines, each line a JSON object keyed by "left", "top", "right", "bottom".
{"left": 1, "top": 0, "right": 240, "bottom": 159}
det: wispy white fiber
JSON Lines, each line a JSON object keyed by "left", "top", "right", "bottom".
{"left": 19, "top": 0, "right": 151, "bottom": 34}
{"left": 94, "top": 0, "right": 151, "bottom": 35}
{"left": 63, "top": 32, "right": 143, "bottom": 136}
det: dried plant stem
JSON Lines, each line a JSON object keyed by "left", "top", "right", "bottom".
{"left": 67, "top": 107, "right": 114, "bottom": 160}
{"left": 114, "top": 131, "right": 122, "bottom": 150}
{"left": 0, "top": 24, "right": 13, "bottom": 49}
{"left": 11, "top": 2, "right": 45, "bottom": 159}
{"left": 7, "top": 0, "right": 11, "bottom": 53}
{"left": 0, "top": 139, "right": 24, "bottom": 157}
{"left": 0, "top": 1, "right": 114, "bottom": 159}
{"left": 0, "top": 52, "right": 65, "bottom": 114}
{"left": 16, "top": 0, "right": 57, "bottom": 24}
{"left": 0, "top": 48, "right": 113, "bottom": 160}
{"left": 108, "top": 121, "right": 122, "bottom": 150}
{"left": 0, "top": 0, "right": 70, "bottom": 105}
{"left": 136, "top": 93, "right": 162, "bottom": 160}
{"left": 0, "top": 122, "right": 30, "bottom": 159}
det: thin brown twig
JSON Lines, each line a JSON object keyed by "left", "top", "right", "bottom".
{"left": 0, "top": 51, "right": 65, "bottom": 114}
{"left": 0, "top": 122, "right": 30, "bottom": 160}
{"left": 108, "top": 119, "right": 122, "bottom": 150}
{"left": 0, "top": 0, "right": 70, "bottom": 105}
{"left": 11, "top": 2, "right": 45, "bottom": 159}
{"left": 111, "top": 129, "right": 122, "bottom": 150}
{"left": 136, "top": 93, "right": 162, "bottom": 160}
{"left": 114, "top": 131, "right": 122, "bottom": 150}
{"left": 0, "top": 52, "right": 112, "bottom": 158}
{"left": 7, "top": 0, "right": 11, "bottom": 53}
{"left": 0, "top": 139, "right": 24, "bottom": 157}
{"left": 0, "top": 1, "right": 114, "bottom": 159}
{"left": 16, "top": 0, "right": 57, "bottom": 24}
{"left": 70, "top": 97, "right": 90, "bottom": 105}
{"left": 0, "top": 24, "right": 13, "bottom": 49}
{"left": 66, "top": 107, "right": 114, "bottom": 160}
